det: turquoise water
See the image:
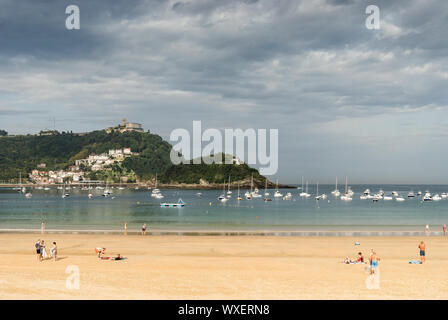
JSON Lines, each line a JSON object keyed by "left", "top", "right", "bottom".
{"left": 1, "top": 185, "right": 448, "bottom": 232}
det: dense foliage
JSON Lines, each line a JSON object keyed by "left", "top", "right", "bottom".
{"left": 160, "top": 153, "right": 265, "bottom": 184}
{"left": 0, "top": 130, "right": 172, "bottom": 182}
{"left": 0, "top": 132, "right": 264, "bottom": 184}
{"left": 0, "top": 130, "right": 7, "bottom": 136}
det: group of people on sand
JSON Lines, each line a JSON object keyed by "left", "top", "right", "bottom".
{"left": 35, "top": 239, "right": 57, "bottom": 262}
{"left": 122, "top": 222, "right": 148, "bottom": 236}
{"left": 344, "top": 241, "right": 427, "bottom": 270}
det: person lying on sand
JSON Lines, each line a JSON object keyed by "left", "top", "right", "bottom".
{"left": 343, "top": 252, "right": 364, "bottom": 264}
{"left": 100, "top": 253, "right": 127, "bottom": 261}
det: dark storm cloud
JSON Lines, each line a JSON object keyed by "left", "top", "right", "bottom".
{"left": 1, "top": 0, "right": 448, "bottom": 183}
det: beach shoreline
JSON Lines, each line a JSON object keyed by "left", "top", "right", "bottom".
{"left": 0, "top": 228, "right": 442, "bottom": 237}
{"left": 1, "top": 233, "right": 447, "bottom": 299}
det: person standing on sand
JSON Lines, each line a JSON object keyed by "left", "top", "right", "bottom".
{"left": 50, "top": 242, "right": 57, "bottom": 261}
{"left": 41, "top": 221, "right": 45, "bottom": 234}
{"left": 369, "top": 250, "right": 380, "bottom": 275}
{"left": 419, "top": 241, "right": 426, "bottom": 263}
{"left": 425, "top": 224, "right": 430, "bottom": 236}
{"left": 141, "top": 223, "right": 146, "bottom": 236}
{"left": 35, "top": 239, "right": 41, "bottom": 262}
{"left": 443, "top": 224, "right": 446, "bottom": 236}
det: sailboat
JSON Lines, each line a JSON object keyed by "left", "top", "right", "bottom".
{"left": 340, "top": 176, "right": 352, "bottom": 201}
{"left": 151, "top": 173, "right": 163, "bottom": 198}
{"left": 237, "top": 183, "right": 242, "bottom": 201}
{"left": 250, "top": 174, "right": 262, "bottom": 198}
{"left": 315, "top": 181, "right": 321, "bottom": 200}
{"left": 218, "top": 182, "right": 228, "bottom": 202}
{"left": 264, "top": 179, "right": 272, "bottom": 201}
{"left": 273, "top": 179, "right": 283, "bottom": 198}
{"left": 331, "top": 177, "right": 340, "bottom": 197}
{"left": 226, "top": 177, "right": 232, "bottom": 198}
{"left": 300, "top": 180, "right": 311, "bottom": 198}
{"left": 299, "top": 176, "right": 306, "bottom": 197}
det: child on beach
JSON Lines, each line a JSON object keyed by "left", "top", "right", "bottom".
{"left": 50, "top": 242, "right": 57, "bottom": 261}
{"left": 419, "top": 241, "right": 426, "bottom": 263}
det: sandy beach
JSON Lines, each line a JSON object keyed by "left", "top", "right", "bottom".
{"left": 1, "top": 233, "right": 448, "bottom": 299}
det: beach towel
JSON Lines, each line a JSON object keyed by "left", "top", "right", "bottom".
{"left": 101, "top": 257, "right": 127, "bottom": 261}
{"left": 408, "top": 260, "right": 422, "bottom": 264}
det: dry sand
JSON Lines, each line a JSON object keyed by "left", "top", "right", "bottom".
{"left": 0, "top": 233, "right": 447, "bottom": 299}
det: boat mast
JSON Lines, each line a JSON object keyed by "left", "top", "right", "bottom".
{"left": 345, "top": 176, "right": 348, "bottom": 195}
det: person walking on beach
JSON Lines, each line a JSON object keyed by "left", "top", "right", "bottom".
{"left": 41, "top": 221, "right": 46, "bottom": 234}
{"left": 419, "top": 241, "right": 426, "bottom": 263}
{"left": 35, "top": 239, "right": 42, "bottom": 262}
{"left": 141, "top": 223, "right": 146, "bottom": 236}
{"left": 50, "top": 242, "right": 57, "bottom": 261}
{"left": 443, "top": 224, "right": 446, "bottom": 236}
{"left": 124, "top": 222, "right": 127, "bottom": 235}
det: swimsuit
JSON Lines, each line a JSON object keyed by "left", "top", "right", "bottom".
{"left": 420, "top": 250, "right": 425, "bottom": 256}
{"left": 371, "top": 261, "right": 378, "bottom": 268}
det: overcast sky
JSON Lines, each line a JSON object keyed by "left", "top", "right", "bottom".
{"left": 1, "top": 0, "right": 448, "bottom": 184}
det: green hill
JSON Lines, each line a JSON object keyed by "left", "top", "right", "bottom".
{"left": 0, "top": 130, "right": 274, "bottom": 186}
{"left": 0, "top": 130, "right": 172, "bottom": 182}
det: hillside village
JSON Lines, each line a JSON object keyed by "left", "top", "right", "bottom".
{"left": 29, "top": 148, "right": 138, "bottom": 184}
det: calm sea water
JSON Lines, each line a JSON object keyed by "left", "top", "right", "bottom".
{"left": 1, "top": 184, "right": 448, "bottom": 232}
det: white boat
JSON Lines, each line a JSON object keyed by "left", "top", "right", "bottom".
{"left": 283, "top": 192, "right": 292, "bottom": 200}
{"left": 372, "top": 194, "right": 382, "bottom": 202}
{"left": 315, "top": 182, "right": 321, "bottom": 200}
{"left": 151, "top": 174, "right": 161, "bottom": 197}
{"left": 331, "top": 177, "right": 341, "bottom": 197}
{"left": 300, "top": 180, "right": 311, "bottom": 198}
{"left": 263, "top": 180, "right": 271, "bottom": 202}
{"left": 227, "top": 177, "right": 232, "bottom": 195}
{"left": 340, "top": 177, "right": 352, "bottom": 201}
{"left": 408, "top": 191, "right": 415, "bottom": 198}
{"left": 363, "top": 188, "right": 370, "bottom": 196}
{"left": 392, "top": 191, "right": 398, "bottom": 197}
{"left": 360, "top": 195, "right": 368, "bottom": 200}
{"left": 218, "top": 182, "right": 228, "bottom": 202}
{"left": 88, "top": 193, "right": 93, "bottom": 199}
{"left": 25, "top": 193, "right": 32, "bottom": 198}
{"left": 423, "top": 192, "right": 432, "bottom": 201}
{"left": 433, "top": 194, "right": 442, "bottom": 201}
{"left": 442, "top": 193, "right": 447, "bottom": 199}
{"left": 347, "top": 187, "right": 354, "bottom": 197}
{"left": 396, "top": 197, "right": 405, "bottom": 202}
{"left": 273, "top": 179, "right": 283, "bottom": 198}
{"left": 383, "top": 196, "right": 393, "bottom": 200}
{"left": 417, "top": 191, "right": 422, "bottom": 196}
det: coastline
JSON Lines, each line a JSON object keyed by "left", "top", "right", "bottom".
{"left": 0, "top": 228, "right": 442, "bottom": 237}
